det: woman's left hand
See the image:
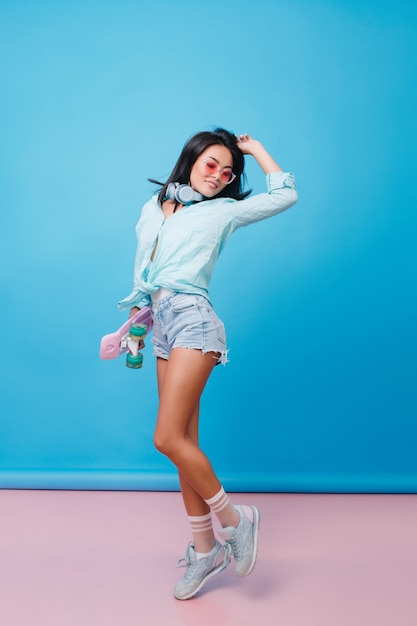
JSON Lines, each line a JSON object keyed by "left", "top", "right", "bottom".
{"left": 235, "top": 134, "right": 262, "bottom": 155}
{"left": 235, "top": 133, "right": 282, "bottom": 174}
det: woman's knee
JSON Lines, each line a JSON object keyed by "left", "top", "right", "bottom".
{"left": 154, "top": 428, "right": 180, "bottom": 459}
{"left": 153, "top": 430, "right": 167, "bottom": 455}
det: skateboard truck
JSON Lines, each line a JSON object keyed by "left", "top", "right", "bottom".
{"left": 99, "top": 307, "right": 153, "bottom": 369}
{"left": 124, "top": 323, "right": 147, "bottom": 368}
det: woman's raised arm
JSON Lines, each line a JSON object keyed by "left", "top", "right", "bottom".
{"left": 236, "top": 133, "right": 282, "bottom": 174}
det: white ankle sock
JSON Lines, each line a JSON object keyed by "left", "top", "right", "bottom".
{"left": 188, "top": 512, "right": 216, "bottom": 554}
{"left": 188, "top": 512, "right": 213, "bottom": 534}
{"left": 204, "top": 487, "right": 240, "bottom": 528}
{"left": 195, "top": 543, "right": 217, "bottom": 561}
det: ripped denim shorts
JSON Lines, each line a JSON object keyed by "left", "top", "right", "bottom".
{"left": 150, "top": 292, "right": 228, "bottom": 365}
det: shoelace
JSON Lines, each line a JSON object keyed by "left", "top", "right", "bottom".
{"left": 177, "top": 545, "right": 193, "bottom": 570}
{"left": 227, "top": 535, "right": 242, "bottom": 560}
{"left": 176, "top": 545, "right": 204, "bottom": 579}
{"left": 177, "top": 544, "right": 229, "bottom": 575}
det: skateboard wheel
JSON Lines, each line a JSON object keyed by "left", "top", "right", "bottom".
{"left": 126, "top": 352, "right": 143, "bottom": 369}
{"left": 129, "top": 323, "right": 147, "bottom": 340}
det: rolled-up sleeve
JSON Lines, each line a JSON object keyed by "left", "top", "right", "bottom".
{"left": 228, "top": 171, "right": 298, "bottom": 229}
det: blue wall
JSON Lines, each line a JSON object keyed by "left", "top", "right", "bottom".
{"left": 1, "top": 0, "right": 416, "bottom": 492}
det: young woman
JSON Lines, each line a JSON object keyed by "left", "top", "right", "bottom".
{"left": 118, "top": 128, "right": 297, "bottom": 600}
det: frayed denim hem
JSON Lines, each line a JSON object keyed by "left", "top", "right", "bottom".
{"left": 152, "top": 346, "right": 229, "bottom": 366}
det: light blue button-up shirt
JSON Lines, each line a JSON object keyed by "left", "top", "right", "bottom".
{"left": 118, "top": 171, "right": 298, "bottom": 310}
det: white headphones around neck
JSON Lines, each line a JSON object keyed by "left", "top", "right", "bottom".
{"left": 164, "top": 182, "right": 204, "bottom": 205}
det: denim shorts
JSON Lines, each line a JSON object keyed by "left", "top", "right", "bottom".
{"left": 151, "top": 292, "right": 228, "bottom": 365}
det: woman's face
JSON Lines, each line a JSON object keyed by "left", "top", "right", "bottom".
{"left": 189, "top": 144, "right": 234, "bottom": 198}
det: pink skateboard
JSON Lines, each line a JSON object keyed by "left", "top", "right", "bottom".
{"left": 99, "top": 307, "right": 153, "bottom": 368}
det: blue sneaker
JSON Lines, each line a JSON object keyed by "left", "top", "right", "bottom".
{"left": 174, "top": 541, "right": 231, "bottom": 600}
{"left": 218, "top": 505, "right": 260, "bottom": 577}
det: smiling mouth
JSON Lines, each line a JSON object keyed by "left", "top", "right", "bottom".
{"left": 205, "top": 180, "right": 218, "bottom": 189}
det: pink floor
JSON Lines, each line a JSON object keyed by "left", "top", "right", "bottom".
{"left": 1, "top": 490, "right": 416, "bottom": 626}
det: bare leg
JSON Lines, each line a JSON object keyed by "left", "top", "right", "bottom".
{"left": 154, "top": 348, "right": 223, "bottom": 498}
{"left": 156, "top": 349, "right": 258, "bottom": 581}
{"left": 156, "top": 354, "right": 216, "bottom": 552}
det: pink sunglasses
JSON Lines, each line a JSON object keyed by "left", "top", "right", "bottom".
{"left": 200, "top": 158, "right": 236, "bottom": 184}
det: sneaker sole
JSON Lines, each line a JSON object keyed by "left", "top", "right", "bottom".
{"left": 174, "top": 546, "right": 231, "bottom": 601}
{"left": 237, "top": 505, "right": 260, "bottom": 577}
